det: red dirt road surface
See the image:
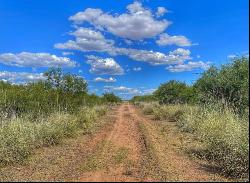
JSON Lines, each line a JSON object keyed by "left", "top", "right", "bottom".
{"left": 0, "top": 103, "right": 231, "bottom": 182}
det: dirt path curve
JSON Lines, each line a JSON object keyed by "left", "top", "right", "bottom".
{"left": 79, "top": 103, "right": 148, "bottom": 182}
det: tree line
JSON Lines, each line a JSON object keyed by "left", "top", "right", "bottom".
{"left": 131, "top": 57, "right": 249, "bottom": 115}
{"left": 0, "top": 68, "right": 122, "bottom": 119}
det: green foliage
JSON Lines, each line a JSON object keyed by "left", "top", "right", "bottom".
{"left": 130, "top": 95, "right": 157, "bottom": 103}
{"left": 154, "top": 80, "right": 195, "bottom": 104}
{"left": 44, "top": 68, "right": 88, "bottom": 94}
{"left": 194, "top": 57, "right": 249, "bottom": 114}
{"left": 0, "top": 67, "right": 117, "bottom": 166}
{"left": 132, "top": 57, "right": 249, "bottom": 115}
{"left": 102, "top": 93, "right": 122, "bottom": 104}
{"left": 0, "top": 68, "right": 109, "bottom": 119}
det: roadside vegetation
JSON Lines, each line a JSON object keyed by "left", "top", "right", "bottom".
{"left": 0, "top": 68, "right": 121, "bottom": 166}
{"left": 131, "top": 57, "right": 249, "bottom": 178}
{"left": 102, "top": 93, "right": 123, "bottom": 104}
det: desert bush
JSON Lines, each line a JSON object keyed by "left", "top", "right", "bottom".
{"left": 93, "top": 105, "right": 107, "bottom": 117}
{"left": 152, "top": 105, "right": 188, "bottom": 121}
{"left": 154, "top": 80, "right": 196, "bottom": 104}
{"left": 0, "top": 107, "right": 106, "bottom": 165}
{"left": 131, "top": 56, "right": 249, "bottom": 178}
{"left": 102, "top": 93, "right": 122, "bottom": 104}
{"left": 36, "top": 113, "right": 78, "bottom": 147}
{"left": 0, "top": 68, "right": 118, "bottom": 119}
{"left": 75, "top": 107, "right": 98, "bottom": 133}
{"left": 178, "top": 105, "right": 249, "bottom": 176}
{"left": 194, "top": 57, "right": 249, "bottom": 114}
{"left": 142, "top": 102, "right": 159, "bottom": 115}
{"left": 143, "top": 104, "right": 155, "bottom": 115}
{"left": 130, "top": 95, "right": 157, "bottom": 103}
{"left": 0, "top": 118, "right": 36, "bottom": 164}
{"left": 0, "top": 67, "right": 113, "bottom": 166}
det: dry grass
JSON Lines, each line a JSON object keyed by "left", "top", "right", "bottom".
{"left": 141, "top": 102, "right": 159, "bottom": 115}
{"left": 0, "top": 111, "right": 115, "bottom": 182}
{"left": 138, "top": 117, "right": 228, "bottom": 181}
{"left": 178, "top": 106, "right": 249, "bottom": 177}
{"left": 0, "top": 107, "right": 107, "bottom": 166}
{"left": 152, "top": 104, "right": 189, "bottom": 121}
{"left": 140, "top": 103, "right": 249, "bottom": 178}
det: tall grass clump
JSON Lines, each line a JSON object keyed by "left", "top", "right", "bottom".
{"left": 178, "top": 105, "right": 249, "bottom": 177}
{"left": 141, "top": 102, "right": 159, "bottom": 115}
{"left": 0, "top": 118, "right": 36, "bottom": 164}
{"left": 75, "top": 107, "right": 99, "bottom": 134}
{"left": 152, "top": 104, "right": 188, "bottom": 121}
{"left": 37, "top": 113, "right": 79, "bottom": 146}
{"left": 0, "top": 107, "right": 106, "bottom": 166}
{"left": 93, "top": 105, "right": 108, "bottom": 117}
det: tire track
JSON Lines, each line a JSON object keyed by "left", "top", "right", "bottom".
{"left": 79, "top": 103, "right": 147, "bottom": 182}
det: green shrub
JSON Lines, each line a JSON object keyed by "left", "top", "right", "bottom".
{"left": 102, "top": 93, "right": 122, "bottom": 104}
{"left": 0, "top": 68, "right": 115, "bottom": 119}
{"left": 130, "top": 95, "right": 157, "bottom": 103}
{"left": 145, "top": 102, "right": 249, "bottom": 177}
{"left": 152, "top": 106, "right": 168, "bottom": 120}
{"left": 154, "top": 80, "right": 196, "bottom": 104}
{"left": 194, "top": 57, "right": 249, "bottom": 114}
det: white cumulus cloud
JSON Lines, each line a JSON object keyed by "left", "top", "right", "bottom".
{"left": 0, "top": 71, "right": 45, "bottom": 84}
{"left": 62, "top": 52, "right": 74, "bottom": 56}
{"left": 70, "top": 27, "right": 104, "bottom": 40}
{"left": 69, "top": 1, "right": 170, "bottom": 40}
{"left": 166, "top": 61, "right": 210, "bottom": 72}
{"left": 55, "top": 27, "right": 114, "bottom": 53}
{"left": 86, "top": 55, "right": 124, "bottom": 75}
{"left": 103, "top": 85, "right": 156, "bottom": 97}
{"left": 104, "top": 85, "right": 141, "bottom": 95}
{"left": 54, "top": 2, "right": 197, "bottom": 67}
{"left": 227, "top": 54, "right": 237, "bottom": 59}
{"left": 0, "top": 52, "right": 76, "bottom": 68}
{"left": 115, "top": 48, "right": 191, "bottom": 65}
{"left": 156, "top": 7, "right": 168, "bottom": 17}
{"left": 133, "top": 67, "right": 142, "bottom": 71}
{"left": 156, "top": 33, "right": 191, "bottom": 47}
{"left": 94, "top": 77, "right": 117, "bottom": 83}
{"left": 142, "top": 88, "right": 156, "bottom": 95}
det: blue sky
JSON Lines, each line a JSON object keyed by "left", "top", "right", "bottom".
{"left": 0, "top": 0, "right": 249, "bottom": 99}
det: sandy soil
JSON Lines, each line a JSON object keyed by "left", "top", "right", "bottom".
{"left": 78, "top": 103, "right": 145, "bottom": 182}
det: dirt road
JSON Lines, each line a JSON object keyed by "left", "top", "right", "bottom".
{"left": 79, "top": 103, "right": 145, "bottom": 182}
{"left": 79, "top": 103, "right": 228, "bottom": 182}
{"left": 0, "top": 103, "right": 230, "bottom": 182}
